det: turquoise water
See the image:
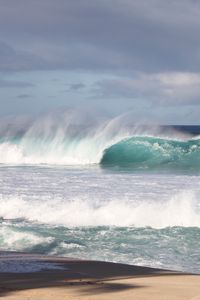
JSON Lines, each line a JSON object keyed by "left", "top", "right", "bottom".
{"left": 1, "top": 218, "right": 199, "bottom": 273}
{"left": 0, "top": 116, "right": 200, "bottom": 273}
{"left": 101, "top": 136, "right": 200, "bottom": 171}
{"left": 1, "top": 134, "right": 200, "bottom": 172}
{"left": 0, "top": 165, "right": 199, "bottom": 273}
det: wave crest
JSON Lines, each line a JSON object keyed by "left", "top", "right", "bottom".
{"left": 1, "top": 135, "right": 200, "bottom": 170}
{"left": 101, "top": 136, "right": 200, "bottom": 170}
{"left": 0, "top": 110, "right": 197, "bottom": 169}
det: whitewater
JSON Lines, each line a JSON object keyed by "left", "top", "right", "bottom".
{"left": 0, "top": 111, "right": 200, "bottom": 273}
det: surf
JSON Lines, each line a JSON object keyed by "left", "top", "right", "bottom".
{"left": 1, "top": 134, "right": 200, "bottom": 171}
{"left": 0, "top": 190, "right": 199, "bottom": 228}
{"left": 100, "top": 136, "right": 200, "bottom": 170}
{"left": 0, "top": 110, "right": 199, "bottom": 170}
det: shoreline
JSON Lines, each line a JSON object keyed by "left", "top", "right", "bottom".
{"left": 0, "top": 251, "right": 200, "bottom": 299}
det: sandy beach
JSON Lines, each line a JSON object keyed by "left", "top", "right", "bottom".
{"left": 0, "top": 252, "right": 199, "bottom": 300}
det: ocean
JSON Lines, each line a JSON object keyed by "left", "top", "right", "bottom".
{"left": 0, "top": 111, "right": 200, "bottom": 274}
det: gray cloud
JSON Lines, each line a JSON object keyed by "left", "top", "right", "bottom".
{"left": 0, "top": 77, "right": 35, "bottom": 88}
{"left": 0, "top": 0, "right": 200, "bottom": 72}
{"left": 93, "top": 72, "right": 200, "bottom": 106}
{"left": 0, "top": 0, "right": 200, "bottom": 121}
{"left": 17, "top": 94, "right": 33, "bottom": 99}
{"left": 66, "top": 83, "right": 86, "bottom": 91}
{"left": 0, "top": 41, "right": 48, "bottom": 72}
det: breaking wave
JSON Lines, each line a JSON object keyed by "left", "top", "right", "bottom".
{"left": 0, "top": 191, "right": 199, "bottom": 228}
{"left": 0, "top": 110, "right": 199, "bottom": 170}
{"left": 101, "top": 136, "right": 200, "bottom": 170}
{"left": 0, "top": 134, "right": 200, "bottom": 171}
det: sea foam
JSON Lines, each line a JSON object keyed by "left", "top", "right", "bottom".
{"left": 0, "top": 191, "right": 199, "bottom": 228}
{"left": 0, "top": 110, "right": 193, "bottom": 168}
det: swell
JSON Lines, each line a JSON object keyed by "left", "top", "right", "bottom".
{"left": 1, "top": 135, "right": 200, "bottom": 170}
{"left": 101, "top": 136, "right": 200, "bottom": 170}
{"left": 0, "top": 110, "right": 198, "bottom": 169}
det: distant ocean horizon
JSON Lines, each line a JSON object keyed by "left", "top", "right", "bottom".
{"left": 164, "top": 125, "right": 200, "bottom": 135}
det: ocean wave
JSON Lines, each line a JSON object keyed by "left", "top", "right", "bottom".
{"left": 0, "top": 110, "right": 197, "bottom": 169}
{"left": 0, "top": 135, "right": 200, "bottom": 170}
{"left": 0, "top": 191, "right": 199, "bottom": 228}
{"left": 101, "top": 136, "right": 200, "bottom": 170}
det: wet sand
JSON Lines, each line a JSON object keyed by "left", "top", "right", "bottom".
{"left": 0, "top": 252, "right": 199, "bottom": 299}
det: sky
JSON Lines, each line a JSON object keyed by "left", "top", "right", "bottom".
{"left": 1, "top": 0, "right": 200, "bottom": 124}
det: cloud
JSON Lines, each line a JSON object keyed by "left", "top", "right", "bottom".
{"left": 93, "top": 72, "right": 200, "bottom": 105}
{"left": 0, "top": 0, "right": 200, "bottom": 122}
{"left": 0, "top": 41, "right": 48, "bottom": 72}
{"left": 17, "top": 94, "right": 33, "bottom": 99}
{"left": 66, "top": 83, "right": 86, "bottom": 91}
{"left": 0, "top": 0, "right": 200, "bottom": 72}
{"left": 0, "top": 77, "right": 35, "bottom": 88}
